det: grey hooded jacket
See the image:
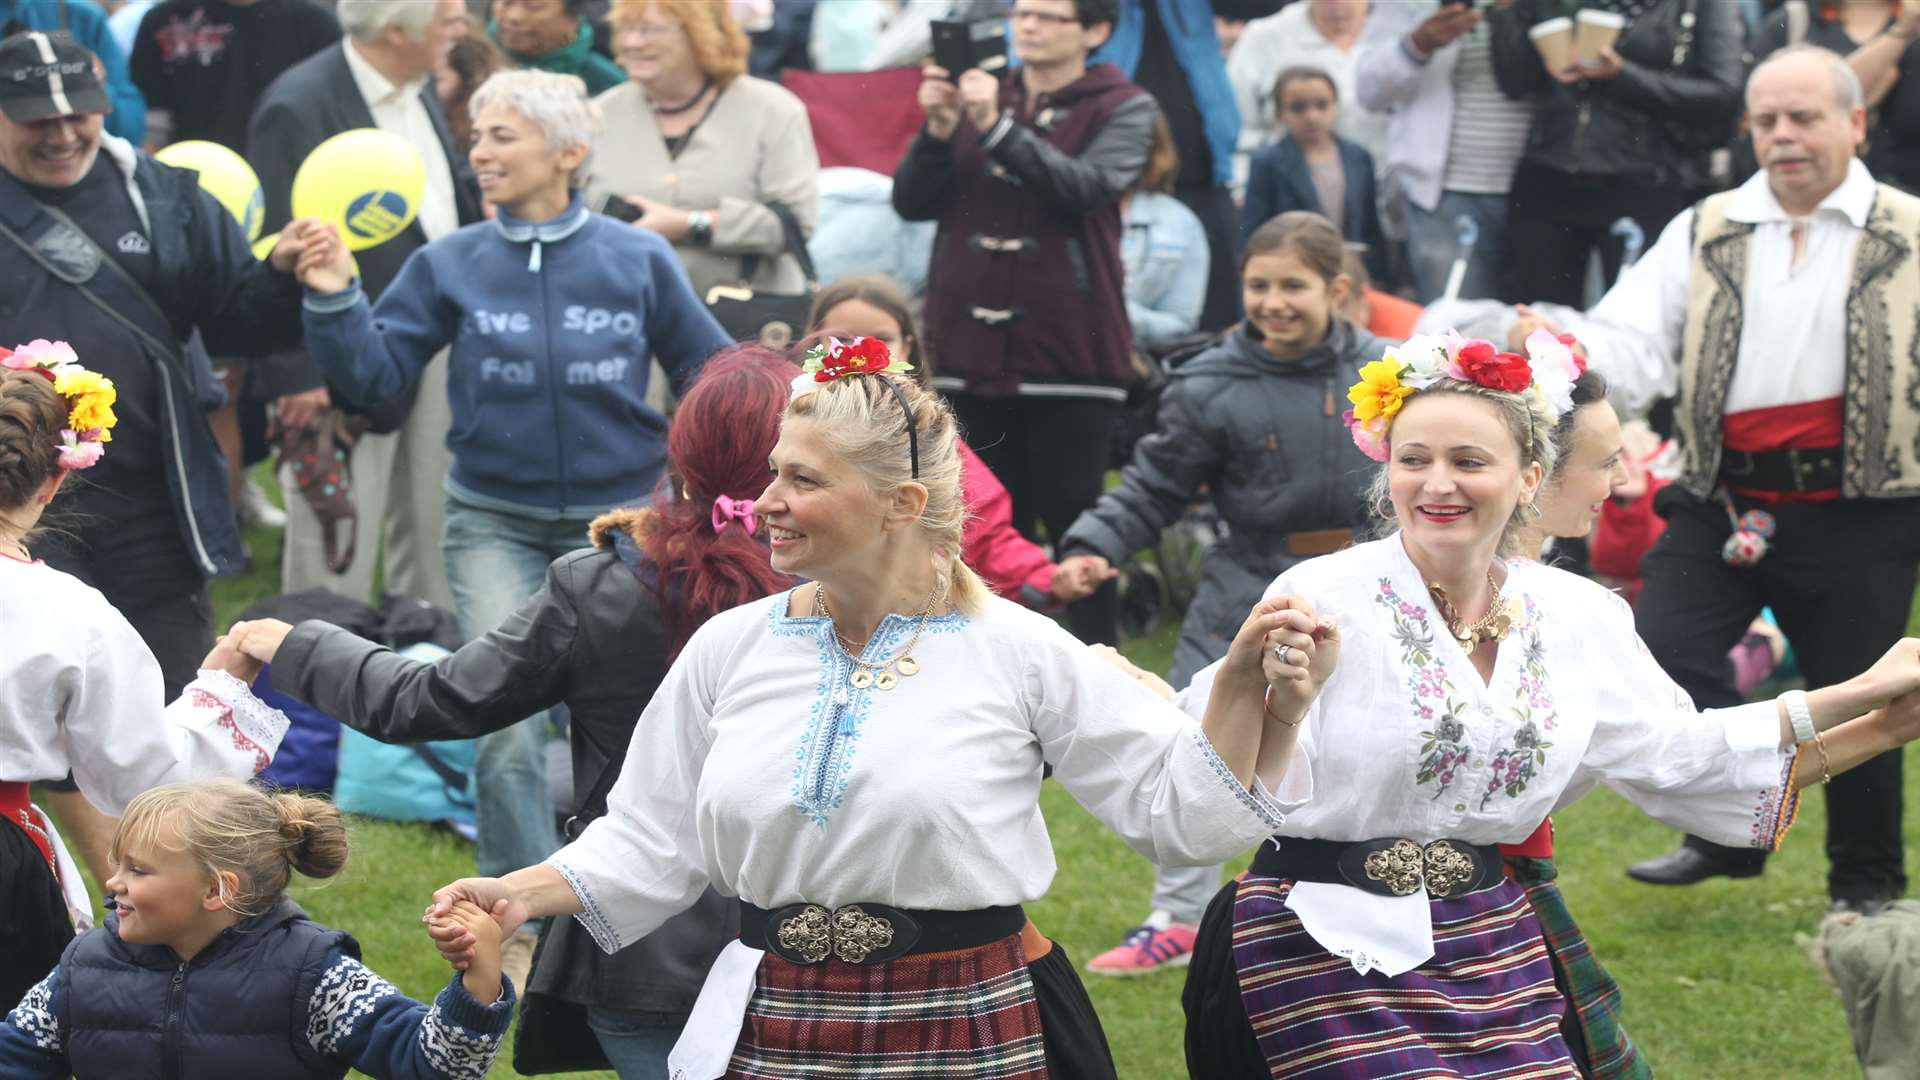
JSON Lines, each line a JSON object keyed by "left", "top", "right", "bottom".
{"left": 1062, "top": 319, "right": 1387, "bottom": 683}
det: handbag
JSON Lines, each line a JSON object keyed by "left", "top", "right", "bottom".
{"left": 704, "top": 201, "right": 817, "bottom": 348}
{"left": 510, "top": 722, "right": 626, "bottom": 1075}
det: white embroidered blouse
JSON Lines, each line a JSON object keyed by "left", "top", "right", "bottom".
{"left": 0, "top": 557, "right": 290, "bottom": 815}
{"left": 553, "top": 588, "right": 1289, "bottom": 956}
{"left": 1178, "top": 535, "right": 1800, "bottom": 975}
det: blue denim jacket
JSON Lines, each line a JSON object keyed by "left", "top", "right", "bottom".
{"left": 1122, "top": 191, "right": 1209, "bottom": 350}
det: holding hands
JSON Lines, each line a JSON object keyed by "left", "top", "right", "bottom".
{"left": 428, "top": 899, "right": 508, "bottom": 1004}
{"left": 199, "top": 621, "right": 266, "bottom": 684}
{"left": 293, "top": 222, "right": 354, "bottom": 294}
{"left": 425, "top": 879, "right": 528, "bottom": 972}
{"left": 1260, "top": 598, "right": 1340, "bottom": 722}
{"left": 1051, "top": 553, "right": 1117, "bottom": 602}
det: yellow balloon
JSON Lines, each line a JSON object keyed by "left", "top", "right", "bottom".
{"left": 252, "top": 231, "right": 279, "bottom": 261}
{"left": 291, "top": 129, "right": 427, "bottom": 253}
{"left": 155, "top": 140, "right": 264, "bottom": 242}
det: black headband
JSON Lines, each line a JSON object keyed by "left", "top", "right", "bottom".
{"left": 878, "top": 376, "right": 920, "bottom": 479}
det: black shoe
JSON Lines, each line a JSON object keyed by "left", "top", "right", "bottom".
{"left": 1625, "top": 846, "right": 1766, "bottom": 886}
{"left": 1829, "top": 896, "right": 1888, "bottom": 917}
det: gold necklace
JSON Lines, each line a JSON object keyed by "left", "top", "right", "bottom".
{"left": 1426, "top": 570, "right": 1515, "bottom": 655}
{"left": 814, "top": 583, "right": 940, "bottom": 693}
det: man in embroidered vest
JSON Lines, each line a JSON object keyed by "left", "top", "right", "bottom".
{"left": 1516, "top": 45, "right": 1920, "bottom": 912}
{"left": 894, "top": 0, "right": 1155, "bottom": 648}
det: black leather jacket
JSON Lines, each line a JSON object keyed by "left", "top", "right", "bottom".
{"left": 270, "top": 509, "right": 740, "bottom": 1016}
{"left": 1491, "top": 0, "right": 1745, "bottom": 185}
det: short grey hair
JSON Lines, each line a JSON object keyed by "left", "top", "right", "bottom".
{"left": 337, "top": 0, "right": 437, "bottom": 41}
{"left": 468, "top": 70, "right": 604, "bottom": 187}
{"left": 1750, "top": 44, "right": 1863, "bottom": 112}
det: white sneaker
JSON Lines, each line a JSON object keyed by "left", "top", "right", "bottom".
{"left": 239, "top": 474, "right": 287, "bottom": 528}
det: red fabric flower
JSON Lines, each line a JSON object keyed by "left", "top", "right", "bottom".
{"left": 1556, "top": 332, "right": 1589, "bottom": 375}
{"left": 1455, "top": 343, "right": 1534, "bottom": 393}
{"left": 813, "top": 336, "right": 895, "bottom": 381}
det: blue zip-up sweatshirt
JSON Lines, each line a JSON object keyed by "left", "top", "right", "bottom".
{"left": 303, "top": 193, "right": 732, "bottom": 520}
{"left": 0, "top": 899, "right": 515, "bottom": 1080}
{"left": 1093, "top": 0, "right": 1261, "bottom": 189}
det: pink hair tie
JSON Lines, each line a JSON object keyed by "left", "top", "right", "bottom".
{"left": 711, "top": 494, "right": 758, "bottom": 535}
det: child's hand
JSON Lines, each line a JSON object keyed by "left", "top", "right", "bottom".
{"left": 431, "top": 900, "right": 506, "bottom": 1004}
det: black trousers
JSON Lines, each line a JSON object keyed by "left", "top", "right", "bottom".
{"left": 1, "top": 818, "right": 72, "bottom": 1012}
{"left": 1173, "top": 184, "right": 1243, "bottom": 333}
{"left": 1636, "top": 487, "right": 1920, "bottom": 900}
{"left": 1502, "top": 163, "right": 1697, "bottom": 307}
{"left": 947, "top": 392, "right": 1121, "bottom": 645}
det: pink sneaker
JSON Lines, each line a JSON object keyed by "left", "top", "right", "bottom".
{"left": 1084, "top": 921, "right": 1199, "bottom": 976}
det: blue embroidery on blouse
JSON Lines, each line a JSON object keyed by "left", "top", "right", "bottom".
{"left": 773, "top": 591, "right": 968, "bottom": 827}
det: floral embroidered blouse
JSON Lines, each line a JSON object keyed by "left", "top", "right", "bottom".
{"left": 1178, "top": 534, "right": 1799, "bottom": 973}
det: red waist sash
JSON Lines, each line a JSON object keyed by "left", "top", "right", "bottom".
{"left": 0, "top": 781, "right": 55, "bottom": 868}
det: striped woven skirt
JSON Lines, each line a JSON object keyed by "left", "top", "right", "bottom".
{"left": 727, "top": 933, "right": 1116, "bottom": 1080}
{"left": 1184, "top": 874, "right": 1581, "bottom": 1079}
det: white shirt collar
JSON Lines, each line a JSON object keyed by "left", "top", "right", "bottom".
{"left": 341, "top": 36, "right": 427, "bottom": 108}
{"left": 1725, "top": 156, "right": 1877, "bottom": 228}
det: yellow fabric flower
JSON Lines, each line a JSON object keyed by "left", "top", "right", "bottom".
{"left": 1347, "top": 357, "right": 1412, "bottom": 423}
{"left": 54, "top": 368, "right": 118, "bottom": 436}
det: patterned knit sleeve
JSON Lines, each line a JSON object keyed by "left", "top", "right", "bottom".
{"left": 0, "top": 973, "right": 71, "bottom": 1080}
{"left": 304, "top": 950, "right": 514, "bottom": 1080}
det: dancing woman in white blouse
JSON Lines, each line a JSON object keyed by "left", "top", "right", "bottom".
{"left": 424, "top": 338, "right": 1321, "bottom": 1079}
{"left": 1179, "top": 331, "right": 1920, "bottom": 1079}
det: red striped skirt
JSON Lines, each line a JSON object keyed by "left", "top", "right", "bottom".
{"left": 727, "top": 932, "right": 1052, "bottom": 1079}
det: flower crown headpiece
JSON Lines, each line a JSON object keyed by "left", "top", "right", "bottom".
{"left": 0, "top": 339, "right": 118, "bottom": 470}
{"left": 794, "top": 336, "right": 921, "bottom": 478}
{"left": 1342, "top": 328, "right": 1585, "bottom": 462}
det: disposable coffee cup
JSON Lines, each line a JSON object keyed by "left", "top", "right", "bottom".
{"left": 1530, "top": 17, "right": 1575, "bottom": 73}
{"left": 1575, "top": 9, "right": 1626, "bottom": 65}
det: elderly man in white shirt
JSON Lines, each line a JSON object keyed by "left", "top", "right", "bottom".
{"left": 1514, "top": 45, "right": 1920, "bottom": 912}
{"left": 246, "top": 0, "right": 481, "bottom": 615}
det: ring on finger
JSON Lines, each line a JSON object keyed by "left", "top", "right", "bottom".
{"left": 1273, "top": 644, "right": 1296, "bottom": 666}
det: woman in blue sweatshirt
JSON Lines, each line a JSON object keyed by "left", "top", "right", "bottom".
{"left": 294, "top": 70, "right": 733, "bottom": 923}
{"left": 0, "top": 779, "right": 513, "bottom": 1080}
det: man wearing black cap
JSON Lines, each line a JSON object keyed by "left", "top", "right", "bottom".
{"left": 0, "top": 29, "right": 328, "bottom": 691}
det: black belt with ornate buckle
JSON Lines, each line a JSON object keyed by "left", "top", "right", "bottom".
{"left": 738, "top": 901, "right": 1024, "bottom": 966}
{"left": 1252, "top": 836, "right": 1505, "bottom": 899}
{"left": 1719, "top": 446, "right": 1842, "bottom": 493}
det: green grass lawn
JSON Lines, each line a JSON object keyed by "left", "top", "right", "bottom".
{"left": 198, "top": 487, "right": 1920, "bottom": 1079}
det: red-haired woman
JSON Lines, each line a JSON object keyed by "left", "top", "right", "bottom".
{"left": 227, "top": 346, "right": 799, "bottom": 1076}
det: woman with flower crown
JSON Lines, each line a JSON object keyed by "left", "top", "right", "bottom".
{"left": 0, "top": 343, "right": 291, "bottom": 1009}
{"left": 421, "top": 336, "right": 1321, "bottom": 1079}
{"left": 1177, "top": 330, "right": 1920, "bottom": 1078}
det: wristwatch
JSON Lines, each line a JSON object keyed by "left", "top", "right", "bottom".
{"left": 687, "top": 209, "right": 713, "bottom": 245}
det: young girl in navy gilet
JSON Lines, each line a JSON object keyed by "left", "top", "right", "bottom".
{"left": 0, "top": 779, "right": 514, "bottom": 1080}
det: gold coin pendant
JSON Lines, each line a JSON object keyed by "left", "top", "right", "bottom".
{"left": 895, "top": 657, "right": 920, "bottom": 677}
{"left": 849, "top": 670, "right": 875, "bottom": 690}
{"left": 874, "top": 671, "right": 899, "bottom": 691}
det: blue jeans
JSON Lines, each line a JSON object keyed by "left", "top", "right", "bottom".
{"left": 442, "top": 496, "right": 595, "bottom": 878}
{"left": 586, "top": 1007, "right": 682, "bottom": 1079}
{"left": 1404, "top": 190, "right": 1512, "bottom": 305}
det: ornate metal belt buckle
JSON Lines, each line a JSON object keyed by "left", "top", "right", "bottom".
{"left": 775, "top": 904, "right": 834, "bottom": 964}
{"left": 1421, "top": 840, "right": 1477, "bottom": 899}
{"left": 1361, "top": 838, "right": 1425, "bottom": 897}
{"left": 829, "top": 905, "right": 896, "bottom": 964}
{"left": 774, "top": 904, "right": 899, "bottom": 964}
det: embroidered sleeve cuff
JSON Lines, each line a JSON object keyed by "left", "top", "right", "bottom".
{"left": 191, "top": 669, "right": 291, "bottom": 762}
{"left": 549, "top": 858, "right": 624, "bottom": 955}
{"left": 1752, "top": 747, "right": 1803, "bottom": 852}
{"left": 302, "top": 280, "right": 364, "bottom": 314}
{"left": 1190, "top": 725, "right": 1289, "bottom": 832}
